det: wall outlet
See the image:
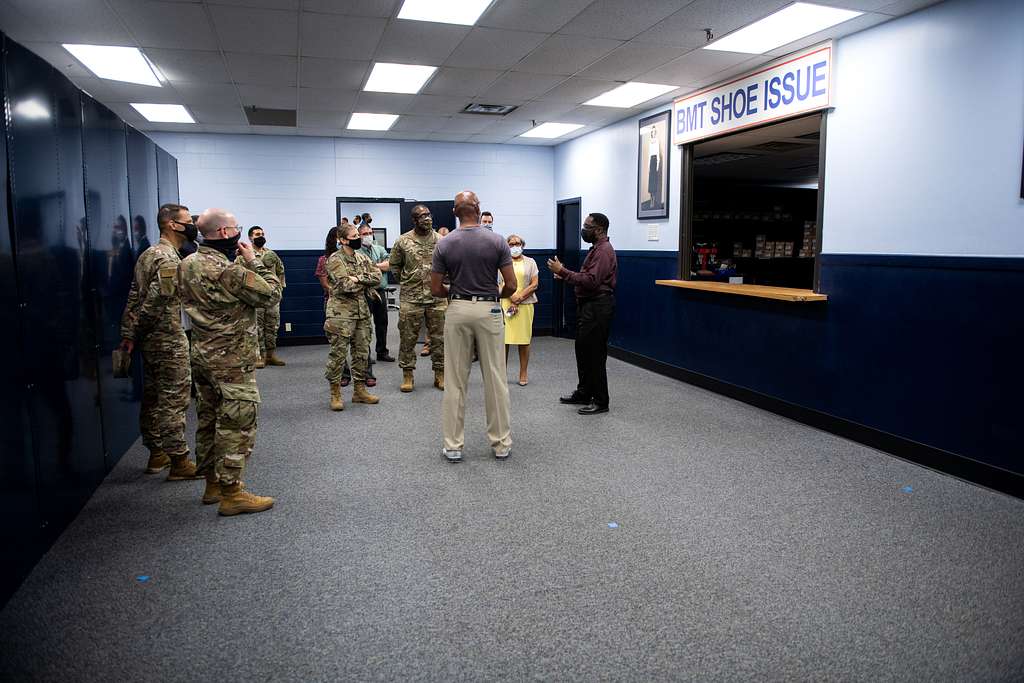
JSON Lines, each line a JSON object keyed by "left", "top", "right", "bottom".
{"left": 647, "top": 224, "right": 660, "bottom": 241}
{"left": 285, "top": 322, "right": 292, "bottom": 332}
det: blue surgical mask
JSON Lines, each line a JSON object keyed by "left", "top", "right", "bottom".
{"left": 510, "top": 246, "right": 523, "bottom": 257}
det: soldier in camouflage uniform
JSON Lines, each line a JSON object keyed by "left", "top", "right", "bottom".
{"left": 178, "top": 208, "right": 282, "bottom": 516}
{"left": 119, "top": 203, "right": 202, "bottom": 481}
{"left": 325, "top": 224, "right": 382, "bottom": 411}
{"left": 247, "top": 225, "right": 287, "bottom": 368}
{"left": 389, "top": 204, "right": 447, "bottom": 392}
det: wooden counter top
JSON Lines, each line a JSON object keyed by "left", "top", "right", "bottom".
{"left": 655, "top": 280, "right": 828, "bottom": 302}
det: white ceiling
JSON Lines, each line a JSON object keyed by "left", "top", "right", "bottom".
{"left": 0, "top": 0, "right": 942, "bottom": 145}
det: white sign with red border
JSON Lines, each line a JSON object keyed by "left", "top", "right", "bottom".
{"left": 673, "top": 42, "right": 833, "bottom": 145}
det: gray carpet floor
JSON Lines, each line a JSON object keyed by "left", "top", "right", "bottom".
{"left": 1, "top": 316, "right": 1023, "bottom": 681}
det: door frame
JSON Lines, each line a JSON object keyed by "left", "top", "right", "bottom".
{"left": 554, "top": 197, "right": 581, "bottom": 338}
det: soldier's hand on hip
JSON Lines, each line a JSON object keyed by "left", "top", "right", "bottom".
{"left": 237, "top": 240, "right": 255, "bottom": 262}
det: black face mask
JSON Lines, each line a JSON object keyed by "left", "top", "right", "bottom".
{"left": 178, "top": 240, "right": 197, "bottom": 258}
{"left": 347, "top": 238, "right": 363, "bottom": 250}
{"left": 581, "top": 227, "right": 595, "bottom": 243}
{"left": 204, "top": 233, "right": 240, "bottom": 260}
{"left": 252, "top": 236, "right": 266, "bottom": 248}
{"left": 414, "top": 216, "right": 433, "bottom": 233}
{"left": 180, "top": 223, "right": 198, "bottom": 242}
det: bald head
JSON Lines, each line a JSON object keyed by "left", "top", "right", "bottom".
{"left": 453, "top": 191, "right": 480, "bottom": 225}
{"left": 197, "top": 208, "right": 238, "bottom": 239}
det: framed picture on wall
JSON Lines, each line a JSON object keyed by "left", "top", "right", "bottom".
{"left": 637, "top": 110, "right": 671, "bottom": 220}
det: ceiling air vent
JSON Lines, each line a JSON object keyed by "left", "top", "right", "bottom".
{"left": 244, "top": 106, "right": 297, "bottom": 127}
{"left": 463, "top": 103, "right": 517, "bottom": 115}
{"left": 694, "top": 152, "right": 759, "bottom": 166}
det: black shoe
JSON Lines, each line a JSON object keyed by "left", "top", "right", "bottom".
{"left": 578, "top": 403, "right": 609, "bottom": 415}
{"left": 377, "top": 353, "right": 395, "bottom": 362}
{"left": 559, "top": 392, "right": 590, "bottom": 405}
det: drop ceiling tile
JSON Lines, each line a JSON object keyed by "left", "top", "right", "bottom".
{"left": 237, "top": 84, "right": 297, "bottom": 108}
{"left": 374, "top": 19, "right": 469, "bottom": 66}
{"left": 764, "top": 13, "right": 889, "bottom": 57}
{"left": 106, "top": 102, "right": 148, "bottom": 125}
{"left": 435, "top": 115, "right": 499, "bottom": 134}
{"left": 301, "top": 0, "right": 399, "bottom": 16}
{"left": 639, "top": 0, "right": 788, "bottom": 47}
{"left": 477, "top": 0, "right": 594, "bottom": 33}
{"left": 82, "top": 79, "right": 183, "bottom": 104}
{"left": 209, "top": 0, "right": 300, "bottom": 8}
{"left": 560, "top": 104, "right": 633, "bottom": 125}
{"left": 354, "top": 92, "right": 416, "bottom": 113}
{"left": 3, "top": 0, "right": 132, "bottom": 44}
{"left": 500, "top": 100, "right": 577, "bottom": 121}
{"left": 467, "top": 133, "right": 515, "bottom": 144}
{"left": 299, "top": 87, "right": 358, "bottom": 111}
{"left": 875, "top": 0, "right": 944, "bottom": 15}
{"left": 479, "top": 71, "right": 566, "bottom": 101}
{"left": 480, "top": 119, "right": 534, "bottom": 135}
{"left": 110, "top": 1, "right": 220, "bottom": 50}
{"left": 209, "top": 5, "right": 299, "bottom": 55}
{"left": 427, "top": 132, "right": 472, "bottom": 142}
{"left": 190, "top": 104, "right": 249, "bottom": 125}
{"left": 534, "top": 77, "right": 620, "bottom": 104}
{"left": 225, "top": 53, "right": 298, "bottom": 85}
{"left": 636, "top": 49, "right": 750, "bottom": 87}
{"left": 174, "top": 81, "right": 240, "bottom": 104}
{"left": 386, "top": 131, "right": 435, "bottom": 141}
{"left": 300, "top": 58, "right": 370, "bottom": 89}
{"left": 422, "top": 67, "right": 504, "bottom": 97}
{"left": 145, "top": 49, "right": 231, "bottom": 83}
{"left": 513, "top": 34, "right": 623, "bottom": 76}
{"left": 391, "top": 115, "right": 451, "bottom": 133}
{"left": 21, "top": 43, "right": 96, "bottom": 80}
{"left": 445, "top": 27, "right": 548, "bottom": 70}
{"left": 407, "top": 94, "right": 473, "bottom": 116}
{"left": 557, "top": 0, "right": 685, "bottom": 40}
{"left": 577, "top": 44, "right": 687, "bottom": 81}
{"left": 298, "top": 110, "right": 350, "bottom": 128}
{"left": 300, "top": 13, "right": 387, "bottom": 59}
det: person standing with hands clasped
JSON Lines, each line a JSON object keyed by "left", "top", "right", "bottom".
{"left": 431, "top": 191, "right": 516, "bottom": 462}
{"left": 547, "top": 212, "right": 617, "bottom": 415}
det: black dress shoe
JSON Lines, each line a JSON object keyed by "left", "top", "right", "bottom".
{"left": 377, "top": 353, "right": 395, "bottom": 362}
{"left": 560, "top": 393, "right": 590, "bottom": 405}
{"left": 578, "top": 403, "right": 609, "bottom": 415}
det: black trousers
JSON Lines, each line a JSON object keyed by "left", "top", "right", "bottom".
{"left": 575, "top": 295, "right": 615, "bottom": 407}
{"left": 368, "top": 291, "right": 389, "bottom": 356}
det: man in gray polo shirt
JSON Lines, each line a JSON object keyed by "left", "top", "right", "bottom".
{"left": 431, "top": 191, "right": 516, "bottom": 462}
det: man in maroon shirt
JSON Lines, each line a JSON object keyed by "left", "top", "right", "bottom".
{"left": 547, "top": 212, "right": 617, "bottom": 415}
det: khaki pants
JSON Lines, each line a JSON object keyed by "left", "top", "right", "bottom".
{"left": 441, "top": 299, "right": 512, "bottom": 452}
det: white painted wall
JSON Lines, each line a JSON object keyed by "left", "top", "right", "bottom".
{"left": 151, "top": 133, "right": 555, "bottom": 250}
{"left": 553, "top": 0, "right": 1024, "bottom": 257}
{"left": 823, "top": 0, "right": 1024, "bottom": 256}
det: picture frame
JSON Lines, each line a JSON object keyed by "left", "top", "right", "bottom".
{"left": 637, "top": 110, "right": 671, "bottom": 220}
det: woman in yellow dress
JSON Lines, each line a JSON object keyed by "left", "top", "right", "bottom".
{"left": 500, "top": 234, "right": 539, "bottom": 386}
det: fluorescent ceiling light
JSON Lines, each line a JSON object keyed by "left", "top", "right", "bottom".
{"left": 13, "top": 98, "right": 50, "bottom": 121}
{"left": 520, "top": 122, "right": 584, "bottom": 139}
{"left": 364, "top": 62, "right": 438, "bottom": 94}
{"left": 704, "top": 2, "right": 862, "bottom": 54}
{"left": 584, "top": 82, "right": 677, "bottom": 108}
{"left": 63, "top": 44, "right": 161, "bottom": 87}
{"left": 348, "top": 113, "right": 399, "bottom": 131}
{"left": 397, "top": 0, "right": 493, "bottom": 25}
{"left": 130, "top": 103, "right": 195, "bottom": 123}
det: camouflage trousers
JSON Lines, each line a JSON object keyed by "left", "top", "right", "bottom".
{"left": 140, "top": 335, "right": 191, "bottom": 458}
{"left": 256, "top": 304, "right": 281, "bottom": 354}
{"left": 194, "top": 365, "right": 260, "bottom": 485}
{"left": 325, "top": 316, "right": 370, "bottom": 384}
{"left": 398, "top": 301, "right": 446, "bottom": 371}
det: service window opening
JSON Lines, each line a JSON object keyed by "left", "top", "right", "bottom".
{"left": 688, "top": 113, "right": 823, "bottom": 290}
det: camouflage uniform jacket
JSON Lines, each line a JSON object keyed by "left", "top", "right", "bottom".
{"left": 252, "top": 247, "right": 286, "bottom": 289}
{"left": 326, "top": 250, "right": 381, "bottom": 320}
{"left": 177, "top": 245, "right": 282, "bottom": 369}
{"left": 388, "top": 230, "right": 445, "bottom": 305}
{"left": 120, "top": 236, "right": 185, "bottom": 343}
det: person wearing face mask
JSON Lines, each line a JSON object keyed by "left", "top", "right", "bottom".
{"left": 498, "top": 234, "right": 539, "bottom": 386}
{"left": 358, "top": 222, "right": 394, "bottom": 365}
{"left": 389, "top": 204, "right": 447, "bottom": 392}
{"left": 481, "top": 211, "right": 494, "bottom": 232}
{"left": 547, "top": 212, "right": 617, "bottom": 415}
{"left": 246, "top": 226, "right": 287, "bottom": 368}
{"left": 118, "top": 203, "right": 203, "bottom": 481}
{"left": 178, "top": 208, "right": 282, "bottom": 516}
{"left": 324, "top": 224, "right": 382, "bottom": 411}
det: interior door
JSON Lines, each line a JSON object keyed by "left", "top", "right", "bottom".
{"left": 554, "top": 199, "right": 581, "bottom": 338}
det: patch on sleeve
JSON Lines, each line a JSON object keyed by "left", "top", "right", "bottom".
{"left": 158, "top": 265, "right": 177, "bottom": 296}
{"left": 243, "top": 269, "right": 272, "bottom": 295}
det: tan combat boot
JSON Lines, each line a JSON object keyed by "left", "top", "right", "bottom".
{"left": 400, "top": 369, "right": 414, "bottom": 392}
{"left": 145, "top": 452, "right": 170, "bottom": 474}
{"left": 167, "top": 454, "right": 203, "bottom": 481}
{"left": 352, "top": 381, "right": 379, "bottom": 404}
{"left": 266, "top": 352, "right": 286, "bottom": 366}
{"left": 218, "top": 482, "right": 274, "bottom": 516}
{"left": 255, "top": 354, "right": 266, "bottom": 369}
{"left": 330, "top": 382, "right": 344, "bottom": 411}
{"left": 433, "top": 369, "right": 444, "bottom": 390}
{"left": 201, "top": 472, "right": 221, "bottom": 505}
